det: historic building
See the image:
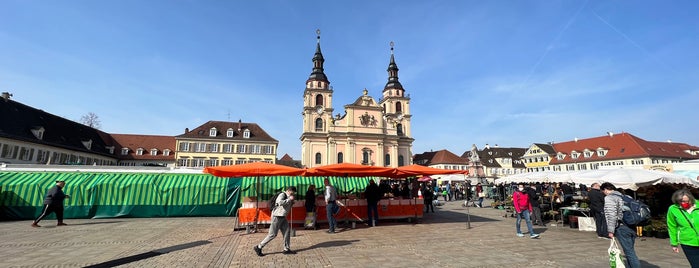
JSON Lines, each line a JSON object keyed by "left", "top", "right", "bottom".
{"left": 522, "top": 143, "right": 556, "bottom": 172}
{"left": 470, "top": 144, "right": 527, "bottom": 179}
{"left": 549, "top": 132, "right": 699, "bottom": 171}
{"left": 110, "top": 134, "right": 175, "bottom": 167}
{"left": 300, "top": 32, "right": 414, "bottom": 167}
{"left": 175, "top": 120, "right": 278, "bottom": 168}
{"left": 413, "top": 149, "right": 468, "bottom": 171}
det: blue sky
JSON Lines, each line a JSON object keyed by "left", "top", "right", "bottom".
{"left": 1, "top": 1, "right": 698, "bottom": 160}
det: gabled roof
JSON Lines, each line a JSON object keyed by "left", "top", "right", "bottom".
{"left": 550, "top": 132, "right": 699, "bottom": 164}
{"left": 478, "top": 147, "right": 527, "bottom": 168}
{"left": 110, "top": 134, "right": 176, "bottom": 160}
{"left": 277, "top": 154, "right": 303, "bottom": 168}
{"left": 177, "top": 120, "right": 278, "bottom": 143}
{"left": 532, "top": 143, "right": 556, "bottom": 155}
{"left": 413, "top": 149, "right": 468, "bottom": 166}
{"left": 0, "top": 98, "right": 115, "bottom": 157}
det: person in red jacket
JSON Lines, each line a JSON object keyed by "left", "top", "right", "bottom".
{"left": 513, "top": 184, "right": 540, "bottom": 238}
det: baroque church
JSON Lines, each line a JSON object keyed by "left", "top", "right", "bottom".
{"left": 300, "top": 31, "right": 414, "bottom": 168}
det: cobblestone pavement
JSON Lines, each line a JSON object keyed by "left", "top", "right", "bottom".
{"left": 0, "top": 200, "right": 689, "bottom": 268}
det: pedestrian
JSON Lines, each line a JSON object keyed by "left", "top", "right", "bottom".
{"left": 253, "top": 186, "right": 297, "bottom": 256}
{"left": 602, "top": 182, "right": 640, "bottom": 268}
{"left": 324, "top": 178, "right": 338, "bottom": 233}
{"left": 364, "top": 179, "right": 381, "bottom": 226}
{"left": 526, "top": 183, "right": 544, "bottom": 227}
{"left": 32, "top": 180, "right": 70, "bottom": 227}
{"left": 476, "top": 183, "right": 484, "bottom": 208}
{"left": 422, "top": 182, "right": 435, "bottom": 213}
{"left": 513, "top": 183, "right": 540, "bottom": 239}
{"left": 667, "top": 189, "right": 699, "bottom": 267}
{"left": 588, "top": 182, "right": 608, "bottom": 239}
{"left": 305, "top": 184, "right": 317, "bottom": 214}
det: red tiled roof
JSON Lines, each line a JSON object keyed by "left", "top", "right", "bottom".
{"left": 550, "top": 132, "right": 699, "bottom": 164}
{"left": 413, "top": 149, "right": 468, "bottom": 165}
{"left": 177, "top": 120, "right": 277, "bottom": 142}
{"left": 280, "top": 154, "right": 294, "bottom": 161}
{"left": 110, "top": 134, "right": 176, "bottom": 160}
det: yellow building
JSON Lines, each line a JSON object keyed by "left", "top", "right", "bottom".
{"left": 175, "top": 120, "right": 278, "bottom": 167}
{"left": 522, "top": 143, "right": 556, "bottom": 172}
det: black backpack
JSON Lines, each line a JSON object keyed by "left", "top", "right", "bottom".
{"left": 619, "top": 194, "right": 651, "bottom": 226}
{"left": 269, "top": 192, "right": 286, "bottom": 210}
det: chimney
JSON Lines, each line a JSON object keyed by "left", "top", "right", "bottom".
{"left": 607, "top": 131, "right": 614, "bottom": 137}
{"left": 1, "top": 92, "right": 12, "bottom": 101}
{"left": 574, "top": 137, "right": 578, "bottom": 142}
{"left": 184, "top": 128, "right": 189, "bottom": 133}
{"left": 494, "top": 144, "right": 499, "bottom": 148}
{"left": 484, "top": 143, "right": 490, "bottom": 149}
{"left": 238, "top": 119, "right": 242, "bottom": 131}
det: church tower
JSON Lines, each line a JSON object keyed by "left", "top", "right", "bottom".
{"left": 378, "top": 42, "right": 413, "bottom": 166}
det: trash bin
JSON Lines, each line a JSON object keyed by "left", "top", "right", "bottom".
{"left": 569, "top": 215, "right": 579, "bottom": 229}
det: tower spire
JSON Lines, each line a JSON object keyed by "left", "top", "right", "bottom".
{"left": 384, "top": 41, "right": 403, "bottom": 91}
{"left": 307, "top": 29, "right": 329, "bottom": 83}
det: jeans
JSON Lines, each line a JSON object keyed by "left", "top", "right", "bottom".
{"left": 367, "top": 202, "right": 379, "bottom": 226}
{"left": 259, "top": 216, "right": 291, "bottom": 251}
{"left": 478, "top": 197, "right": 484, "bottom": 207}
{"left": 615, "top": 224, "right": 640, "bottom": 268}
{"left": 516, "top": 209, "right": 536, "bottom": 235}
{"left": 424, "top": 198, "right": 434, "bottom": 212}
{"left": 530, "top": 206, "right": 543, "bottom": 225}
{"left": 591, "top": 210, "right": 607, "bottom": 237}
{"left": 326, "top": 202, "right": 337, "bottom": 231}
{"left": 681, "top": 244, "right": 699, "bottom": 268}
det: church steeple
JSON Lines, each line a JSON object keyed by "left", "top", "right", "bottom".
{"left": 307, "top": 29, "right": 329, "bottom": 83}
{"left": 384, "top": 41, "right": 403, "bottom": 91}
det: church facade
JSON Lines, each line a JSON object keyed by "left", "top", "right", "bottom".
{"left": 300, "top": 33, "right": 414, "bottom": 168}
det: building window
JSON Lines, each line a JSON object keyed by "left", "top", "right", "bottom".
{"left": 395, "top": 102, "right": 402, "bottom": 113}
{"left": 227, "top": 128, "right": 234, "bottom": 138}
{"left": 235, "top": 159, "right": 246, "bottom": 165}
{"left": 179, "top": 142, "right": 190, "bottom": 152}
{"left": 163, "top": 149, "right": 170, "bottom": 156}
{"left": 385, "top": 154, "right": 391, "bottom": 166}
{"left": 243, "top": 129, "right": 251, "bottom": 139}
{"left": 209, "top": 143, "right": 218, "bottom": 152}
{"left": 315, "top": 118, "right": 323, "bottom": 131}
{"left": 396, "top": 123, "right": 403, "bottom": 136}
{"left": 236, "top": 144, "right": 247, "bottom": 153}
{"left": 315, "top": 153, "right": 322, "bottom": 164}
{"left": 584, "top": 151, "right": 592, "bottom": 158}
{"left": 223, "top": 144, "right": 232, "bottom": 153}
{"left": 597, "top": 150, "right": 607, "bottom": 157}
{"left": 337, "top": 152, "right": 343, "bottom": 163}
{"left": 136, "top": 148, "right": 144, "bottom": 155}
{"left": 209, "top": 128, "right": 217, "bottom": 137}
{"left": 150, "top": 149, "right": 158, "bottom": 156}
{"left": 121, "top": 148, "right": 129, "bottom": 155}
{"left": 251, "top": 145, "right": 261, "bottom": 154}
{"left": 264, "top": 145, "right": 273, "bottom": 154}
{"left": 315, "top": 94, "right": 323, "bottom": 106}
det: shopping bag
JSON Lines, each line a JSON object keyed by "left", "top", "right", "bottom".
{"left": 608, "top": 237, "right": 626, "bottom": 268}
{"left": 578, "top": 217, "right": 596, "bottom": 232}
{"left": 478, "top": 192, "right": 486, "bottom": 198}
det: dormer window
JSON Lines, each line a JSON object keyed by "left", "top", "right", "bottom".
{"left": 150, "top": 149, "right": 158, "bottom": 156}
{"left": 136, "top": 148, "right": 144, "bottom": 155}
{"left": 121, "top": 148, "right": 129, "bottom": 155}
{"left": 557, "top": 153, "right": 566, "bottom": 160}
{"left": 209, "top": 127, "right": 217, "bottom": 137}
{"left": 163, "top": 149, "right": 171, "bottom": 156}
{"left": 583, "top": 150, "right": 593, "bottom": 158}
{"left": 243, "top": 129, "right": 251, "bottom": 139}
{"left": 571, "top": 152, "right": 580, "bottom": 159}
{"left": 105, "top": 146, "right": 115, "bottom": 154}
{"left": 226, "top": 128, "right": 234, "bottom": 138}
{"left": 82, "top": 139, "right": 92, "bottom": 150}
{"left": 31, "top": 127, "right": 45, "bottom": 140}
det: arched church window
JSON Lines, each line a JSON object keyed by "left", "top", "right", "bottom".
{"left": 385, "top": 154, "right": 391, "bottom": 166}
{"left": 396, "top": 123, "right": 403, "bottom": 136}
{"left": 315, "top": 94, "right": 323, "bottom": 106}
{"left": 362, "top": 151, "right": 369, "bottom": 165}
{"left": 315, "top": 153, "right": 322, "bottom": 164}
{"left": 337, "top": 152, "right": 343, "bottom": 163}
{"left": 315, "top": 118, "right": 323, "bottom": 131}
{"left": 398, "top": 155, "right": 405, "bottom": 166}
{"left": 395, "top": 101, "right": 402, "bottom": 113}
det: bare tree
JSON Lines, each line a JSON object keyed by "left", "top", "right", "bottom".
{"left": 80, "top": 112, "right": 102, "bottom": 129}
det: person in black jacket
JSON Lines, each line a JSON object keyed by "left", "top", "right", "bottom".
{"left": 588, "top": 182, "right": 608, "bottom": 238}
{"left": 364, "top": 179, "right": 382, "bottom": 226}
{"left": 526, "top": 184, "right": 544, "bottom": 227}
{"left": 32, "top": 180, "right": 70, "bottom": 227}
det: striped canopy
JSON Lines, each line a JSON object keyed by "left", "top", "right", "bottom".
{"left": 239, "top": 176, "right": 376, "bottom": 200}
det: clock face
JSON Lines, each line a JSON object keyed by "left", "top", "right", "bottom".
{"left": 397, "top": 114, "right": 403, "bottom": 120}
{"left": 316, "top": 106, "right": 324, "bottom": 114}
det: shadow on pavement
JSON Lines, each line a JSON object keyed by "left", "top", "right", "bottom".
{"left": 421, "top": 209, "right": 500, "bottom": 224}
{"left": 83, "top": 240, "right": 212, "bottom": 268}
{"left": 297, "top": 239, "right": 360, "bottom": 253}
{"left": 66, "top": 221, "right": 124, "bottom": 226}
{"left": 640, "top": 260, "right": 661, "bottom": 268}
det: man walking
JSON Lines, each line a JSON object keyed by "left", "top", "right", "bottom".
{"left": 32, "top": 180, "right": 70, "bottom": 227}
{"left": 324, "top": 178, "right": 338, "bottom": 233}
{"left": 253, "top": 186, "right": 297, "bottom": 256}
{"left": 513, "top": 184, "right": 540, "bottom": 239}
{"left": 588, "top": 182, "right": 608, "bottom": 239}
{"left": 602, "top": 182, "right": 640, "bottom": 268}
{"left": 526, "top": 183, "right": 544, "bottom": 227}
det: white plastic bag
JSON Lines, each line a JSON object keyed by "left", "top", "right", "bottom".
{"left": 608, "top": 237, "right": 626, "bottom": 268}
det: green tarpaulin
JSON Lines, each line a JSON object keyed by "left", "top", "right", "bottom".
{"left": 240, "top": 176, "right": 375, "bottom": 200}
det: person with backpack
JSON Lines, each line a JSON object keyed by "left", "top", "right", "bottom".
{"left": 602, "top": 182, "right": 640, "bottom": 268}
{"left": 253, "top": 186, "right": 297, "bottom": 257}
{"left": 513, "top": 184, "right": 540, "bottom": 239}
{"left": 667, "top": 189, "right": 699, "bottom": 267}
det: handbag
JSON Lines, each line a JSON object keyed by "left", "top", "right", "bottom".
{"left": 608, "top": 237, "right": 626, "bottom": 268}
{"left": 478, "top": 192, "right": 485, "bottom": 198}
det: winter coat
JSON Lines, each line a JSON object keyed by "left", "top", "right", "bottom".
{"left": 588, "top": 188, "right": 605, "bottom": 213}
{"left": 603, "top": 191, "right": 624, "bottom": 233}
{"left": 513, "top": 191, "right": 532, "bottom": 213}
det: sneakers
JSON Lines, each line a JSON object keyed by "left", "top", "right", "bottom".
{"left": 253, "top": 245, "right": 264, "bottom": 257}
{"left": 282, "top": 249, "right": 297, "bottom": 255}
{"left": 326, "top": 230, "right": 336, "bottom": 234}
{"left": 530, "top": 234, "right": 540, "bottom": 239}
{"left": 516, "top": 233, "right": 525, "bottom": 237}
{"left": 31, "top": 222, "right": 40, "bottom": 228}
